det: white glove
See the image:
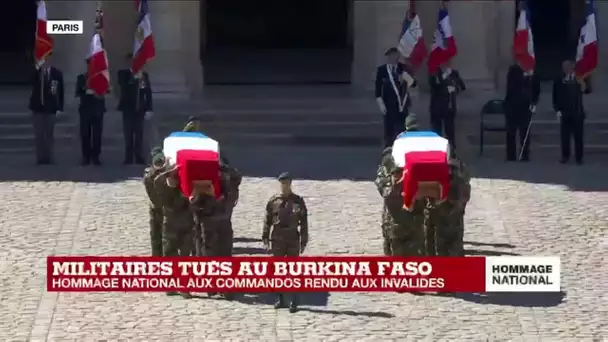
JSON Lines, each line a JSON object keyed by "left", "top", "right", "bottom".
{"left": 556, "top": 111, "right": 562, "bottom": 121}
{"left": 529, "top": 105, "right": 536, "bottom": 113}
{"left": 376, "top": 98, "right": 386, "bottom": 115}
{"left": 447, "top": 86, "right": 456, "bottom": 93}
{"left": 144, "top": 111, "right": 153, "bottom": 120}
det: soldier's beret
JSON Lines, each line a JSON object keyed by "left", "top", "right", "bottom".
{"left": 405, "top": 114, "right": 419, "bottom": 131}
{"left": 187, "top": 116, "right": 200, "bottom": 122}
{"left": 385, "top": 47, "right": 399, "bottom": 56}
{"left": 150, "top": 146, "right": 163, "bottom": 157}
{"left": 277, "top": 172, "right": 292, "bottom": 181}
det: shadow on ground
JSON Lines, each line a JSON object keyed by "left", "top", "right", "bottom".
{"left": 1, "top": 145, "right": 606, "bottom": 191}
{"left": 471, "top": 159, "right": 608, "bottom": 192}
{"left": 434, "top": 291, "right": 566, "bottom": 308}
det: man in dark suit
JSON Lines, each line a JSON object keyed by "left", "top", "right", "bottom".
{"left": 76, "top": 59, "right": 107, "bottom": 165}
{"left": 28, "top": 53, "right": 64, "bottom": 165}
{"left": 553, "top": 60, "right": 588, "bottom": 165}
{"left": 375, "top": 47, "right": 417, "bottom": 147}
{"left": 429, "top": 61, "right": 465, "bottom": 150}
{"left": 504, "top": 61, "right": 540, "bottom": 161}
{"left": 118, "top": 53, "right": 153, "bottom": 165}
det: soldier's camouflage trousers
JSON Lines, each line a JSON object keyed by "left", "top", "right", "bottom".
{"left": 271, "top": 238, "right": 300, "bottom": 257}
{"left": 205, "top": 224, "right": 234, "bottom": 257}
{"left": 149, "top": 208, "right": 164, "bottom": 256}
{"left": 163, "top": 220, "right": 193, "bottom": 257}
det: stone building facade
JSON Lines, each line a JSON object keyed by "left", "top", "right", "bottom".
{"left": 45, "top": 0, "right": 607, "bottom": 99}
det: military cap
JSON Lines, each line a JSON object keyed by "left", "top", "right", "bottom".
{"left": 150, "top": 146, "right": 163, "bottom": 157}
{"left": 405, "top": 114, "right": 419, "bottom": 131}
{"left": 385, "top": 47, "right": 399, "bottom": 56}
{"left": 277, "top": 172, "right": 292, "bottom": 181}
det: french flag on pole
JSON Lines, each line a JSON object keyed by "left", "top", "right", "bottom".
{"left": 87, "top": 33, "right": 110, "bottom": 96}
{"left": 131, "top": 0, "right": 155, "bottom": 76}
{"left": 398, "top": 11, "right": 428, "bottom": 71}
{"left": 34, "top": 1, "right": 53, "bottom": 69}
{"left": 575, "top": 0, "right": 598, "bottom": 79}
{"left": 427, "top": 8, "right": 457, "bottom": 73}
{"left": 513, "top": 0, "right": 535, "bottom": 72}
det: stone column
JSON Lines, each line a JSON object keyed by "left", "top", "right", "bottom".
{"left": 594, "top": 2, "right": 607, "bottom": 88}
{"left": 46, "top": 0, "right": 99, "bottom": 105}
{"left": 145, "top": 1, "right": 202, "bottom": 100}
{"left": 446, "top": 1, "right": 495, "bottom": 90}
{"left": 103, "top": 0, "right": 137, "bottom": 99}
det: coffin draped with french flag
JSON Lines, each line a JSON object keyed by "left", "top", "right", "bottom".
{"left": 163, "top": 132, "right": 221, "bottom": 198}
{"left": 392, "top": 131, "right": 451, "bottom": 210}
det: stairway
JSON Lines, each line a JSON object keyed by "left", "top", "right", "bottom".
{"left": 1, "top": 85, "right": 608, "bottom": 159}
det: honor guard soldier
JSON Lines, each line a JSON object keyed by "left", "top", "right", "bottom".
{"left": 118, "top": 53, "right": 153, "bottom": 165}
{"left": 504, "top": 61, "right": 540, "bottom": 161}
{"left": 553, "top": 60, "right": 588, "bottom": 165}
{"left": 375, "top": 47, "right": 417, "bottom": 147}
{"left": 262, "top": 172, "right": 309, "bottom": 313}
{"left": 29, "top": 53, "right": 64, "bottom": 165}
{"left": 76, "top": 59, "right": 107, "bottom": 165}
{"left": 429, "top": 61, "right": 465, "bottom": 150}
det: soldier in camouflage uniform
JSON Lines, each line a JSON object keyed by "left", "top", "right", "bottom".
{"left": 143, "top": 147, "right": 166, "bottom": 256}
{"left": 154, "top": 165, "right": 193, "bottom": 298}
{"left": 189, "top": 175, "right": 235, "bottom": 300}
{"left": 433, "top": 154, "right": 471, "bottom": 256}
{"left": 262, "top": 172, "right": 308, "bottom": 313}
{"left": 376, "top": 114, "right": 424, "bottom": 256}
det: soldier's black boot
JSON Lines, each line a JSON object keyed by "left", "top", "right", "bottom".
{"left": 274, "top": 294, "right": 286, "bottom": 309}
{"left": 288, "top": 295, "right": 299, "bottom": 313}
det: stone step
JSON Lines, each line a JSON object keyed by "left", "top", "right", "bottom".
{"left": 467, "top": 131, "right": 608, "bottom": 145}
{"left": 0, "top": 123, "right": 75, "bottom": 136}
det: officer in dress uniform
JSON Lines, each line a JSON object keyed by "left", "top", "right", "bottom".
{"left": 553, "top": 60, "right": 588, "bottom": 165}
{"left": 429, "top": 61, "right": 465, "bottom": 150}
{"left": 28, "top": 53, "right": 64, "bottom": 165}
{"left": 76, "top": 59, "right": 107, "bottom": 165}
{"left": 504, "top": 61, "right": 540, "bottom": 161}
{"left": 118, "top": 53, "right": 153, "bottom": 165}
{"left": 375, "top": 47, "right": 417, "bottom": 148}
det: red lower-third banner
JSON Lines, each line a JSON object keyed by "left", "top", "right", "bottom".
{"left": 46, "top": 256, "right": 560, "bottom": 293}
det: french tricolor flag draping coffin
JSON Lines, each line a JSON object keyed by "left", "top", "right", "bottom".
{"left": 575, "top": 0, "right": 598, "bottom": 80}
{"left": 131, "top": 0, "right": 155, "bottom": 76}
{"left": 427, "top": 8, "right": 457, "bottom": 73}
{"left": 398, "top": 12, "right": 428, "bottom": 71}
{"left": 87, "top": 33, "right": 110, "bottom": 96}
{"left": 392, "top": 131, "right": 451, "bottom": 210}
{"left": 163, "top": 132, "right": 221, "bottom": 198}
{"left": 34, "top": 1, "right": 53, "bottom": 69}
{"left": 513, "top": 0, "right": 535, "bottom": 72}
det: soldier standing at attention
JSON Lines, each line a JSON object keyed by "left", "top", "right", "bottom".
{"left": 76, "top": 59, "right": 107, "bottom": 165}
{"left": 29, "top": 53, "right": 64, "bottom": 165}
{"left": 262, "top": 172, "right": 308, "bottom": 313}
{"left": 143, "top": 147, "right": 166, "bottom": 256}
{"left": 375, "top": 47, "right": 417, "bottom": 148}
{"left": 154, "top": 165, "right": 193, "bottom": 298}
{"left": 118, "top": 53, "right": 153, "bottom": 165}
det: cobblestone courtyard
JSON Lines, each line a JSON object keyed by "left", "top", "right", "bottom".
{"left": 0, "top": 147, "right": 606, "bottom": 341}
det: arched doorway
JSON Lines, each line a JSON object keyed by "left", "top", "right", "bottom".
{"left": 202, "top": 0, "right": 353, "bottom": 84}
{"left": 525, "top": 0, "right": 585, "bottom": 80}
{"left": 0, "top": 0, "right": 36, "bottom": 85}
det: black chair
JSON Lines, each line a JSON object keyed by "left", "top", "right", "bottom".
{"left": 479, "top": 99, "right": 506, "bottom": 156}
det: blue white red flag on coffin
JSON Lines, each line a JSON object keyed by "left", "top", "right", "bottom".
{"left": 513, "top": 0, "right": 535, "bottom": 72}
{"left": 131, "top": 0, "right": 155, "bottom": 77}
{"left": 575, "top": 0, "right": 598, "bottom": 80}
{"left": 427, "top": 5, "right": 457, "bottom": 73}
